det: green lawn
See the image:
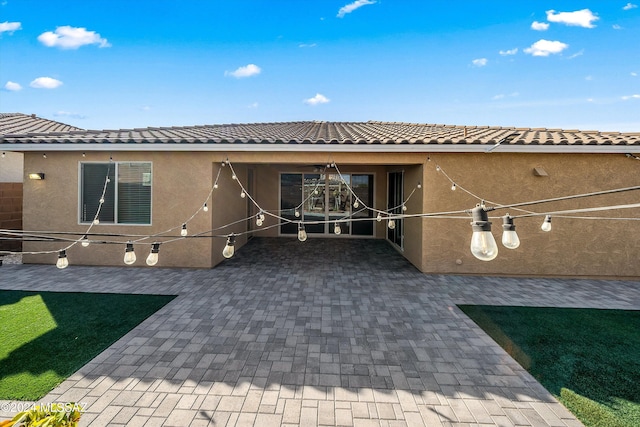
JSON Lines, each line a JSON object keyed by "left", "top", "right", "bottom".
{"left": 458, "top": 305, "right": 640, "bottom": 427}
{"left": 0, "top": 290, "right": 176, "bottom": 400}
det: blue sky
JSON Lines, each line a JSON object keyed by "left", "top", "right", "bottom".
{"left": 1, "top": 1, "right": 639, "bottom": 131}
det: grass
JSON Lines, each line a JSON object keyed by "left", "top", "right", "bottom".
{"left": 0, "top": 290, "right": 176, "bottom": 400}
{"left": 458, "top": 305, "right": 640, "bottom": 427}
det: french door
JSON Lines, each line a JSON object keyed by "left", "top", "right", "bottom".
{"left": 280, "top": 173, "right": 374, "bottom": 236}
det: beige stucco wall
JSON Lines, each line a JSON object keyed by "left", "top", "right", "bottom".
{"left": 20, "top": 150, "right": 639, "bottom": 278}
{"left": 0, "top": 151, "right": 23, "bottom": 182}
{"left": 419, "top": 152, "right": 640, "bottom": 278}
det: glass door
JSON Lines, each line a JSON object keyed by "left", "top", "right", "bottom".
{"left": 388, "top": 171, "right": 403, "bottom": 248}
{"left": 280, "top": 172, "right": 374, "bottom": 237}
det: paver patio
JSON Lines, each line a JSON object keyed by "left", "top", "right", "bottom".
{"left": 1, "top": 238, "right": 639, "bottom": 426}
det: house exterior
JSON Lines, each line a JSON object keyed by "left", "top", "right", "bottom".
{"left": 1, "top": 115, "right": 639, "bottom": 278}
{"left": 0, "top": 113, "right": 83, "bottom": 253}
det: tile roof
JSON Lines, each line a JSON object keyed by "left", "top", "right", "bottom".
{"left": 0, "top": 113, "right": 84, "bottom": 135}
{"left": 1, "top": 118, "right": 638, "bottom": 149}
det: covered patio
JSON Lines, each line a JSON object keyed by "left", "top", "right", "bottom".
{"left": 2, "top": 238, "right": 638, "bottom": 426}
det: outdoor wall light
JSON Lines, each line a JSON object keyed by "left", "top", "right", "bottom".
{"left": 501, "top": 214, "right": 521, "bottom": 249}
{"left": 28, "top": 173, "right": 45, "bottom": 180}
{"left": 223, "top": 234, "right": 236, "bottom": 259}
{"left": 470, "top": 205, "right": 499, "bottom": 261}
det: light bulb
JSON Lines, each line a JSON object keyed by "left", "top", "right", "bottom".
{"left": 501, "top": 215, "right": 520, "bottom": 250}
{"left": 256, "top": 212, "right": 265, "bottom": 227}
{"left": 353, "top": 200, "right": 359, "bottom": 209}
{"left": 214, "top": 183, "right": 218, "bottom": 189}
{"left": 232, "top": 174, "right": 237, "bottom": 180}
{"left": 146, "top": 243, "right": 160, "bottom": 266}
{"left": 93, "top": 219, "right": 100, "bottom": 225}
{"left": 81, "top": 235, "right": 90, "bottom": 247}
{"left": 203, "top": 203, "right": 209, "bottom": 212}
{"left": 56, "top": 250, "right": 69, "bottom": 269}
{"left": 470, "top": 206, "right": 498, "bottom": 261}
{"left": 240, "top": 191, "right": 245, "bottom": 198}
{"left": 402, "top": 205, "right": 407, "bottom": 212}
{"left": 541, "top": 215, "right": 552, "bottom": 232}
{"left": 417, "top": 182, "right": 422, "bottom": 189}
{"left": 222, "top": 160, "right": 226, "bottom": 166}
{"left": 99, "top": 198, "right": 105, "bottom": 204}
{"left": 297, "top": 223, "right": 307, "bottom": 242}
{"left": 124, "top": 242, "right": 136, "bottom": 265}
{"left": 436, "top": 165, "right": 440, "bottom": 172}
{"left": 222, "top": 235, "right": 235, "bottom": 258}
{"left": 1, "top": 152, "right": 5, "bottom": 158}
{"left": 314, "top": 189, "right": 319, "bottom": 195}
{"left": 376, "top": 213, "right": 382, "bottom": 222}
{"left": 334, "top": 222, "right": 341, "bottom": 235}
{"left": 294, "top": 209, "right": 300, "bottom": 218}
{"left": 181, "top": 223, "right": 188, "bottom": 237}
{"left": 388, "top": 219, "right": 396, "bottom": 229}
{"left": 451, "top": 183, "right": 457, "bottom": 191}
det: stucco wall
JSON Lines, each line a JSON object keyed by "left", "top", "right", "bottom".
{"left": 0, "top": 151, "right": 23, "bottom": 183}
{"left": 419, "top": 152, "right": 640, "bottom": 278}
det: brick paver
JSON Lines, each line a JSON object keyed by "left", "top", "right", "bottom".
{"left": 1, "top": 238, "right": 638, "bottom": 426}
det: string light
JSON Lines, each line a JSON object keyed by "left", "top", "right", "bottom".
{"left": 222, "top": 234, "right": 236, "bottom": 258}
{"left": 93, "top": 219, "right": 100, "bottom": 225}
{"left": 469, "top": 205, "right": 498, "bottom": 261}
{"left": 402, "top": 204, "right": 407, "bottom": 212}
{"left": 124, "top": 242, "right": 136, "bottom": 265}
{"left": 334, "top": 222, "right": 342, "bottom": 235}
{"left": 376, "top": 213, "right": 382, "bottom": 222}
{"left": 240, "top": 190, "right": 246, "bottom": 198}
{"left": 541, "top": 215, "right": 552, "bottom": 232}
{"left": 298, "top": 223, "right": 307, "bottom": 242}
{"left": 181, "top": 223, "right": 188, "bottom": 237}
{"left": 56, "top": 250, "right": 69, "bottom": 269}
{"left": 43, "top": 153, "right": 47, "bottom": 159}
{"left": 294, "top": 209, "right": 300, "bottom": 218}
{"left": 203, "top": 203, "right": 209, "bottom": 212}
{"left": 417, "top": 182, "right": 422, "bottom": 189}
{"left": 146, "top": 243, "right": 160, "bottom": 266}
{"left": 388, "top": 219, "right": 396, "bottom": 230}
{"left": 451, "top": 183, "right": 457, "bottom": 191}
{"left": 501, "top": 214, "right": 520, "bottom": 249}
{"left": 1, "top": 152, "right": 5, "bottom": 158}
{"left": 353, "top": 199, "right": 360, "bottom": 209}
{"left": 81, "top": 235, "right": 90, "bottom": 247}
{"left": 256, "top": 211, "right": 265, "bottom": 227}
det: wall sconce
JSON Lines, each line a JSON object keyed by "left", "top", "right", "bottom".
{"left": 28, "top": 173, "right": 45, "bottom": 180}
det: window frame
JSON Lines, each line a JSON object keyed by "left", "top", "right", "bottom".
{"left": 78, "top": 161, "right": 153, "bottom": 226}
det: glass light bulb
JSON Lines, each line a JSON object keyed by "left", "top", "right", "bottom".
{"left": 314, "top": 189, "right": 319, "bottom": 195}
{"left": 259, "top": 213, "right": 265, "bottom": 222}
{"left": 240, "top": 191, "right": 245, "bottom": 198}
{"left": 99, "top": 198, "right": 105, "bottom": 204}
{"left": 470, "top": 231, "right": 499, "bottom": 261}
{"left": 56, "top": 251, "right": 69, "bottom": 269}
{"left": 81, "top": 236, "right": 90, "bottom": 247}
{"left": 203, "top": 204, "right": 209, "bottom": 212}
{"left": 222, "top": 243, "right": 235, "bottom": 258}
{"left": 294, "top": 210, "right": 300, "bottom": 218}
{"left": 353, "top": 200, "right": 359, "bottom": 208}
{"left": 376, "top": 213, "right": 382, "bottom": 222}
{"left": 181, "top": 224, "right": 188, "bottom": 237}
{"left": 146, "top": 252, "right": 159, "bottom": 266}
{"left": 388, "top": 219, "right": 396, "bottom": 229}
{"left": 334, "top": 223, "right": 341, "bottom": 235}
{"left": 298, "top": 224, "right": 307, "bottom": 242}
{"left": 256, "top": 218, "right": 263, "bottom": 227}
{"left": 232, "top": 174, "right": 237, "bottom": 180}
{"left": 124, "top": 245, "right": 136, "bottom": 265}
{"left": 502, "top": 230, "right": 521, "bottom": 249}
{"left": 214, "top": 183, "right": 218, "bottom": 189}
{"left": 93, "top": 219, "right": 100, "bottom": 225}
{"left": 402, "top": 205, "right": 407, "bottom": 212}
{"left": 417, "top": 182, "right": 422, "bottom": 189}
{"left": 436, "top": 165, "right": 440, "bottom": 171}
{"left": 451, "top": 183, "right": 457, "bottom": 191}
{"left": 541, "top": 215, "right": 552, "bottom": 232}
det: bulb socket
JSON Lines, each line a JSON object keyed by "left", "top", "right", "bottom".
{"left": 471, "top": 206, "right": 492, "bottom": 232}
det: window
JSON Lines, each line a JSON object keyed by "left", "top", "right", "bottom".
{"left": 80, "top": 162, "right": 152, "bottom": 225}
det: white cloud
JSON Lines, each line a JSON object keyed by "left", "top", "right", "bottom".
{"left": 30, "top": 77, "right": 63, "bottom": 89}
{"left": 492, "top": 92, "right": 519, "bottom": 100}
{"left": 37, "top": 26, "right": 110, "bottom": 49}
{"left": 337, "top": 0, "right": 376, "bottom": 18}
{"left": 524, "top": 39, "right": 569, "bottom": 57}
{"left": 612, "top": 24, "right": 622, "bottom": 30}
{"left": 568, "top": 49, "right": 584, "bottom": 59}
{"left": 632, "top": 72, "right": 638, "bottom": 77}
{"left": 621, "top": 94, "right": 640, "bottom": 100}
{"left": 546, "top": 9, "right": 599, "bottom": 28}
{"left": 499, "top": 48, "right": 518, "bottom": 56}
{"left": 225, "top": 64, "right": 261, "bottom": 78}
{"left": 0, "top": 21, "right": 21, "bottom": 34}
{"left": 299, "top": 43, "right": 317, "bottom": 48}
{"left": 492, "top": 94, "right": 505, "bottom": 100}
{"left": 54, "top": 111, "right": 86, "bottom": 119}
{"left": 623, "top": 3, "right": 638, "bottom": 10}
{"left": 304, "top": 93, "right": 330, "bottom": 105}
{"left": 4, "top": 81, "right": 22, "bottom": 91}
{"left": 471, "top": 58, "right": 487, "bottom": 67}
{"left": 531, "top": 21, "right": 549, "bottom": 31}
